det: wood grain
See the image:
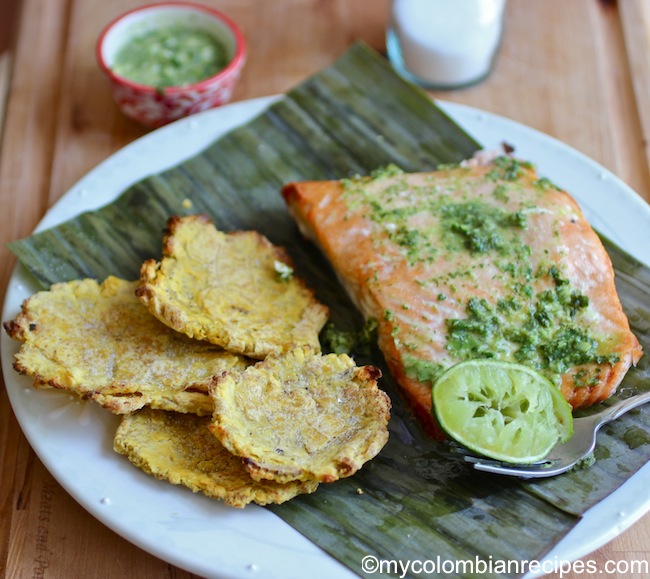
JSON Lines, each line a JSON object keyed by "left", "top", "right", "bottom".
{"left": 619, "top": 0, "right": 650, "bottom": 184}
{"left": 0, "top": 1, "right": 648, "bottom": 578}
{"left": 0, "top": 52, "right": 10, "bottom": 139}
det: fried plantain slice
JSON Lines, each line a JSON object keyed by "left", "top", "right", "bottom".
{"left": 209, "top": 346, "right": 391, "bottom": 484}
{"left": 136, "top": 215, "right": 329, "bottom": 359}
{"left": 3, "top": 276, "right": 250, "bottom": 414}
{"left": 114, "top": 408, "right": 318, "bottom": 508}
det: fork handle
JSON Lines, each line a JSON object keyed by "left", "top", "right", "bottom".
{"left": 597, "top": 389, "right": 650, "bottom": 425}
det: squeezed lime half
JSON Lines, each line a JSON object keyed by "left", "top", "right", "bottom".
{"left": 432, "top": 359, "right": 573, "bottom": 463}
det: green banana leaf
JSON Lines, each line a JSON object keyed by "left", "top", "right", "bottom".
{"left": 6, "top": 43, "right": 650, "bottom": 579}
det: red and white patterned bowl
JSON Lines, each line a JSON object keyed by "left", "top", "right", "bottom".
{"left": 97, "top": 2, "right": 246, "bottom": 128}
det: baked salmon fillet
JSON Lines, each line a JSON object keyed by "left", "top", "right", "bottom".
{"left": 282, "top": 157, "right": 643, "bottom": 436}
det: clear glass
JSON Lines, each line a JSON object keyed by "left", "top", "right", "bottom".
{"left": 387, "top": 0, "right": 508, "bottom": 90}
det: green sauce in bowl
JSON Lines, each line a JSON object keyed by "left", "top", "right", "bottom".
{"left": 112, "top": 25, "right": 230, "bottom": 88}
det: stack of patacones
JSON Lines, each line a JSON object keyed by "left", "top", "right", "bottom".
{"left": 4, "top": 215, "right": 391, "bottom": 507}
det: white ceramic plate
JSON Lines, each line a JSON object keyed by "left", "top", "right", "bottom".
{"left": 2, "top": 96, "right": 649, "bottom": 579}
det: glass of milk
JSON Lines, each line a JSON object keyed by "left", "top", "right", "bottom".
{"left": 386, "top": 0, "right": 508, "bottom": 90}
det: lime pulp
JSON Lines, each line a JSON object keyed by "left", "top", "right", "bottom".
{"left": 432, "top": 359, "right": 573, "bottom": 464}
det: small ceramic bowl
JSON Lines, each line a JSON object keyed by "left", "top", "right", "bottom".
{"left": 97, "top": 2, "right": 246, "bottom": 128}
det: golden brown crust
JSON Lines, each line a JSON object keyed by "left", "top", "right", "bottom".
{"left": 4, "top": 276, "right": 250, "bottom": 414}
{"left": 137, "top": 215, "right": 329, "bottom": 359}
{"left": 209, "top": 346, "right": 390, "bottom": 484}
{"left": 114, "top": 408, "right": 318, "bottom": 508}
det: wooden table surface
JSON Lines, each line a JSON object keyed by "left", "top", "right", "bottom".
{"left": 1, "top": 1, "right": 649, "bottom": 577}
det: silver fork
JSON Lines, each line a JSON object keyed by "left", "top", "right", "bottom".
{"left": 458, "top": 389, "right": 650, "bottom": 479}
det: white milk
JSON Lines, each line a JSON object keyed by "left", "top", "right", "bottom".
{"left": 387, "top": 0, "right": 507, "bottom": 89}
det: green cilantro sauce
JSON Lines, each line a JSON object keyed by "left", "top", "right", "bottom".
{"left": 623, "top": 426, "right": 650, "bottom": 450}
{"left": 273, "top": 260, "right": 294, "bottom": 282}
{"left": 341, "top": 157, "right": 619, "bottom": 388}
{"left": 112, "top": 26, "right": 229, "bottom": 88}
{"left": 320, "top": 318, "right": 379, "bottom": 356}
